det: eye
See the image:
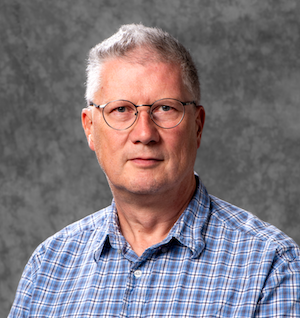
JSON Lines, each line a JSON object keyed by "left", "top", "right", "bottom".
{"left": 152, "top": 104, "right": 177, "bottom": 114}
{"left": 109, "top": 104, "right": 135, "bottom": 114}
{"left": 114, "top": 106, "right": 127, "bottom": 113}
{"left": 160, "top": 105, "right": 172, "bottom": 112}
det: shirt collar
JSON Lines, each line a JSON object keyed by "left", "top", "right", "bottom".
{"left": 166, "top": 174, "right": 211, "bottom": 258}
{"left": 94, "top": 173, "right": 211, "bottom": 261}
{"left": 93, "top": 201, "right": 125, "bottom": 262}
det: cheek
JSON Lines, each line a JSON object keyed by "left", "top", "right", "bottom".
{"left": 92, "top": 127, "right": 110, "bottom": 165}
{"left": 174, "top": 124, "right": 198, "bottom": 161}
{"left": 164, "top": 128, "right": 195, "bottom": 161}
{"left": 93, "top": 128, "right": 127, "bottom": 166}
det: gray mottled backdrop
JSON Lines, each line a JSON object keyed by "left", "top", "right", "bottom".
{"left": 1, "top": 0, "right": 299, "bottom": 315}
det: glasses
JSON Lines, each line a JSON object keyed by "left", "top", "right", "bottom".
{"left": 89, "top": 98, "right": 196, "bottom": 130}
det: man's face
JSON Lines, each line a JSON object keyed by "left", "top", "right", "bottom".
{"left": 82, "top": 56, "right": 205, "bottom": 197}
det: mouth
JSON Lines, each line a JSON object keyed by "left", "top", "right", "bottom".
{"left": 129, "top": 157, "right": 163, "bottom": 167}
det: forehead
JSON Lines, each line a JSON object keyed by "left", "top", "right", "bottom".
{"left": 96, "top": 57, "right": 191, "bottom": 103}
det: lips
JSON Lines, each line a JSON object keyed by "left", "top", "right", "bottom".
{"left": 129, "top": 157, "right": 163, "bottom": 166}
{"left": 131, "top": 157, "right": 162, "bottom": 161}
{"left": 129, "top": 154, "right": 164, "bottom": 160}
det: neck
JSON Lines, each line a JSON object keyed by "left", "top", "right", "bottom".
{"left": 110, "top": 175, "right": 196, "bottom": 256}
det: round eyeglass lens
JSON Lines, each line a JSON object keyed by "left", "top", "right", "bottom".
{"left": 103, "top": 100, "right": 137, "bottom": 130}
{"left": 151, "top": 99, "right": 184, "bottom": 128}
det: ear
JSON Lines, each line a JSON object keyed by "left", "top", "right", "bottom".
{"left": 195, "top": 105, "right": 205, "bottom": 149}
{"left": 81, "top": 107, "right": 95, "bottom": 151}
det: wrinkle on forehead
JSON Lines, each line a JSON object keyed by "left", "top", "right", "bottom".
{"left": 96, "top": 58, "right": 190, "bottom": 106}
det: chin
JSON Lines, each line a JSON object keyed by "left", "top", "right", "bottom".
{"left": 111, "top": 176, "right": 169, "bottom": 196}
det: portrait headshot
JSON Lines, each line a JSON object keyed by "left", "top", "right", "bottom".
{"left": 1, "top": 1, "right": 300, "bottom": 317}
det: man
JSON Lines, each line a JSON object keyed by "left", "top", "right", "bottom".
{"left": 9, "top": 24, "right": 300, "bottom": 317}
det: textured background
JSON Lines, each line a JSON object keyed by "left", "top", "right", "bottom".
{"left": 1, "top": 0, "right": 299, "bottom": 315}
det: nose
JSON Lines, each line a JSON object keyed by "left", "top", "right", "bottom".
{"left": 129, "top": 107, "right": 160, "bottom": 144}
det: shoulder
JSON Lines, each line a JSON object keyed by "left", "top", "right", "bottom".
{"left": 54, "top": 206, "right": 108, "bottom": 239}
{"left": 207, "top": 195, "right": 300, "bottom": 259}
{"left": 51, "top": 205, "right": 109, "bottom": 242}
{"left": 27, "top": 206, "right": 111, "bottom": 273}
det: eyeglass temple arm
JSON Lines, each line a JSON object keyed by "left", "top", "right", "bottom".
{"left": 183, "top": 101, "right": 196, "bottom": 106}
{"left": 89, "top": 102, "right": 105, "bottom": 109}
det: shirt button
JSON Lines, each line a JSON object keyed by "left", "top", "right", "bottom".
{"left": 161, "top": 247, "right": 168, "bottom": 253}
{"left": 133, "top": 270, "right": 142, "bottom": 278}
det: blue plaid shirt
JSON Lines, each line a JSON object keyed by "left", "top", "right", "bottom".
{"left": 9, "top": 176, "right": 300, "bottom": 317}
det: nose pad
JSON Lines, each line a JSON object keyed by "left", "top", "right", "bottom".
{"left": 134, "top": 108, "right": 152, "bottom": 123}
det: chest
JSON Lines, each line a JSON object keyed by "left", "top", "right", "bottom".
{"left": 29, "top": 245, "right": 264, "bottom": 317}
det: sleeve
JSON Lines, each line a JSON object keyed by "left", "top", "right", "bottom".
{"left": 254, "top": 248, "right": 300, "bottom": 317}
{"left": 8, "top": 261, "right": 33, "bottom": 318}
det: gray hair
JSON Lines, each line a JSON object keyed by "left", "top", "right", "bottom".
{"left": 85, "top": 24, "right": 200, "bottom": 104}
